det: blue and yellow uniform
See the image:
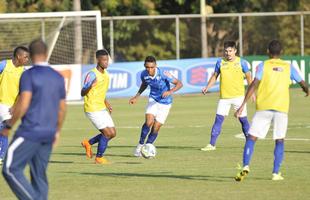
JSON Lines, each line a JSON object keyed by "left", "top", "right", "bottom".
{"left": 255, "top": 58, "right": 302, "bottom": 113}
{"left": 83, "top": 68, "right": 110, "bottom": 112}
{"left": 0, "top": 59, "right": 24, "bottom": 107}
{"left": 214, "top": 57, "right": 250, "bottom": 99}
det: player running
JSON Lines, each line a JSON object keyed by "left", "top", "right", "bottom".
{"left": 129, "top": 56, "right": 183, "bottom": 157}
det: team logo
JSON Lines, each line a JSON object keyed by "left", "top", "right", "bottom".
{"left": 108, "top": 69, "right": 132, "bottom": 92}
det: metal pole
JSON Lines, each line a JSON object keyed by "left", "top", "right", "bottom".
{"left": 200, "top": 0, "right": 207, "bottom": 57}
{"left": 110, "top": 19, "right": 114, "bottom": 61}
{"left": 300, "top": 14, "right": 304, "bottom": 56}
{"left": 176, "top": 16, "right": 180, "bottom": 59}
{"left": 41, "top": 19, "right": 45, "bottom": 42}
{"left": 238, "top": 15, "right": 243, "bottom": 56}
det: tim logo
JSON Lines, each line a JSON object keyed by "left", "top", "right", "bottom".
{"left": 186, "top": 65, "right": 209, "bottom": 86}
{"left": 136, "top": 67, "right": 181, "bottom": 87}
{"left": 108, "top": 70, "right": 131, "bottom": 92}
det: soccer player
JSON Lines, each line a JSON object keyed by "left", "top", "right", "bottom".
{"left": 81, "top": 49, "right": 116, "bottom": 164}
{"left": 201, "top": 41, "right": 253, "bottom": 151}
{"left": 1, "top": 39, "right": 66, "bottom": 199}
{"left": 0, "top": 46, "right": 29, "bottom": 164}
{"left": 234, "top": 40, "right": 309, "bottom": 181}
{"left": 129, "top": 56, "right": 183, "bottom": 157}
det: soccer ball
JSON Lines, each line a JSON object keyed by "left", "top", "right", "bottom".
{"left": 141, "top": 144, "right": 156, "bottom": 159}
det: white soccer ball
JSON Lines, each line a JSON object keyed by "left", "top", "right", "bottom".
{"left": 141, "top": 143, "right": 157, "bottom": 159}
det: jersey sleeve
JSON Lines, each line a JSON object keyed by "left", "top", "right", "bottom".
{"left": 162, "top": 71, "right": 175, "bottom": 83}
{"left": 214, "top": 59, "right": 221, "bottom": 74}
{"left": 0, "top": 60, "right": 7, "bottom": 74}
{"left": 290, "top": 64, "right": 303, "bottom": 83}
{"left": 82, "top": 71, "right": 96, "bottom": 90}
{"left": 19, "top": 71, "right": 33, "bottom": 93}
{"left": 241, "top": 59, "right": 250, "bottom": 73}
{"left": 255, "top": 62, "right": 264, "bottom": 80}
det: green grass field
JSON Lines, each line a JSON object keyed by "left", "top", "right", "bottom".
{"left": 1, "top": 89, "right": 310, "bottom": 200}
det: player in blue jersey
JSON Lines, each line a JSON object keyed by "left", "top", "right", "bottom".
{"left": 1, "top": 39, "right": 66, "bottom": 199}
{"left": 129, "top": 56, "right": 183, "bottom": 157}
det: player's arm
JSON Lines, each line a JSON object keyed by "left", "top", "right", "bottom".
{"left": 202, "top": 60, "right": 220, "bottom": 95}
{"left": 105, "top": 99, "right": 113, "bottom": 113}
{"left": 1, "top": 91, "right": 32, "bottom": 136}
{"left": 81, "top": 72, "right": 96, "bottom": 97}
{"left": 290, "top": 64, "right": 309, "bottom": 97}
{"left": 129, "top": 81, "right": 148, "bottom": 104}
{"left": 162, "top": 78, "right": 183, "bottom": 98}
{"left": 202, "top": 72, "right": 219, "bottom": 95}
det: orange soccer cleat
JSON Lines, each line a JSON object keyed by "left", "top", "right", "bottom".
{"left": 81, "top": 139, "right": 93, "bottom": 158}
{"left": 95, "top": 156, "right": 110, "bottom": 165}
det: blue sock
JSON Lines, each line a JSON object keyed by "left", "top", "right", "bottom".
{"left": 146, "top": 132, "right": 158, "bottom": 144}
{"left": 210, "top": 114, "right": 224, "bottom": 146}
{"left": 0, "top": 135, "right": 8, "bottom": 159}
{"left": 96, "top": 134, "right": 109, "bottom": 157}
{"left": 243, "top": 138, "right": 255, "bottom": 166}
{"left": 139, "top": 123, "right": 150, "bottom": 145}
{"left": 89, "top": 134, "right": 102, "bottom": 145}
{"left": 239, "top": 117, "right": 250, "bottom": 137}
{"left": 273, "top": 140, "right": 284, "bottom": 174}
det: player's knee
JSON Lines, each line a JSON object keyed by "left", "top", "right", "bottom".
{"left": 107, "top": 130, "right": 116, "bottom": 139}
{"left": 145, "top": 120, "right": 154, "bottom": 127}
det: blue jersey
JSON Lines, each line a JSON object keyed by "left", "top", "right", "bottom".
{"left": 15, "top": 65, "right": 66, "bottom": 143}
{"left": 141, "top": 68, "right": 174, "bottom": 105}
{"left": 255, "top": 62, "right": 302, "bottom": 82}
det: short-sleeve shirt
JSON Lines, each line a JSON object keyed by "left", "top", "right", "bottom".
{"left": 140, "top": 68, "right": 174, "bottom": 105}
{"left": 15, "top": 65, "right": 66, "bottom": 143}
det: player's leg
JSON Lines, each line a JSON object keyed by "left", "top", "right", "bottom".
{"left": 233, "top": 97, "right": 250, "bottom": 137}
{"left": 0, "top": 104, "right": 12, "bottom": 163}
{"left": 29, "top": 142, "right": 52, "bottom": 199}
{"left": 145, "top": 102, "right": 171, "bottom": 144}
{"left": 95, "top": 110, "right": 116, "bottom": 164}
{"left": 134, "top": 99, "right": 157, "bottom": 157}
{"left": 201, "top": 99, "right": 230, "bottom": 151}
{"left": 2, "top": 137, "right": 37, "bottom": 199}
{"left": 272, "top": 112, "right": 288, "bottom": 181}
{"left": 235, "top": 111, "right": 272, "bottom": 181}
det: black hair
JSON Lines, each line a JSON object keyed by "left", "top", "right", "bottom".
{"left": 29, "top": 39, "right": 48, "bottom": 58}
{"left": 224, "top": 41, "right": 236, "bottom": 49}
{"left": 96, "top": 49, "right": 109, "bottom": 58}
{"left": 13, "top": 46, "right": 29, "bottom": 58}
{"left": 144, "top": 56, "right": 156, "bottom": 64}
{"left": 268, "top": 40, "right": 282, "bottom": 56}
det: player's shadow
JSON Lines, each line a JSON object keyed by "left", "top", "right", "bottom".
{"left": 71, "top": 171, "right": 232, "bottom": 182}
{"left": 285, "top": 150, "right": 310, "bottom": 154}
{"left": 49, "top": 160, "right": 74, "bottom": 164}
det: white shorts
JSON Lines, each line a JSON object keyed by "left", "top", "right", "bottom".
{"left": 85, "top": 109, "right": 115, "bottom": 130}
{"left": 249, "top": 110, "right": 288, "bottom": 139}
{"left": 146, "top": 98, "right": 171, "bottom": 124}
{"left": 216, "top": 96, "right": 247, "bottom": 117}
{"left": 0, "top": 104, "right": 11, "bottom": 122}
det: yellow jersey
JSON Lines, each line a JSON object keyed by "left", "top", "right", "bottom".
{"left": 216, "top": 57, "right": 250, "bottom": 99}
{"left": 83, "top": 67, "right": 110, "bottom": 112}
{"left": 256, "top": 59, "right": 292, "bottom": 113}
{"left": 0, "top": 59, "right": 24, "bottom": 106}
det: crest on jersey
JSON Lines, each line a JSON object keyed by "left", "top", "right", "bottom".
{"left": 273, "top": 67, "right": 284, "bottom": 72}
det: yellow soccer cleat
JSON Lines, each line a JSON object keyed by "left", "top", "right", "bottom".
{"left": 81, "top": 139, "right": 93, "bottom": 158}
{"left": 235, "top": 165, "right": 250, "bottom": 182}
{"left": 95, "top": 156, "right": 110, "bottom": 165}
{"left": 272, "top": 172, "right": 284, "bottom": 181}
